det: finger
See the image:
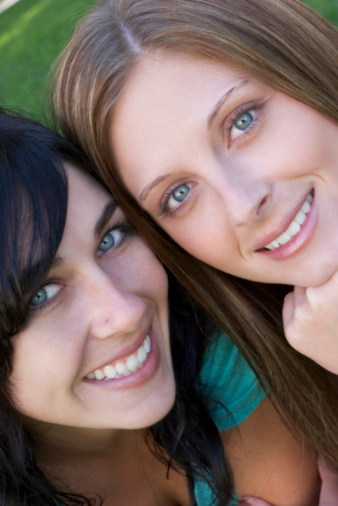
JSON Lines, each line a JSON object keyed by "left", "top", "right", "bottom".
{"left": 283, "top": 286, "right": 307, "bottom": 326}
{"left": 305, "top": 270, "right": 338, "bottom": 309}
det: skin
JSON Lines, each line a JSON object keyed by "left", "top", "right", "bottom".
{"left": 110, "top": 53, "right": 338, "bottom": 373}
{"left": 10, "top": 166, "right": 319, "bottom": 505}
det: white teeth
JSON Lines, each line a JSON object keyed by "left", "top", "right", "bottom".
{"left": 137, "top": 346, "right": 147, "bottom": 363}
{"left": 103, "top": 365, "right": 117, "bottom": 379}
{"left": 115, "top": 362, "right": 128, "bottom": 375}
{"left": 86, "top": 335, "right": 151, "bottom": 381}
{"left": 294, "top": 209, "right": 306, "bottom": 225}
{"left": 144, "top": 335, "right": 151, "bottom": 353}
{"left": 302, "top": 200, "right": 311, "bottom": 213}
{"left": 276, "top": 232, "right": 291, "bottom": 245}
{"left": 285, "top": 220, "right": 301, "bottom": 237}
{"left": 126, "top": 354, "right": 139, "bottom": 372}
{"left": 264, "top": 193, "right": 313, "bottom": 251}
{"left": 94, "top": 369, "right": 105, "bottom": 381}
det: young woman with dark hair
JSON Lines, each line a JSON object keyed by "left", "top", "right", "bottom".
{"left": 0, "top": 109, "right": 318, "bottom": 505}
{"left": 51, "top": 0, "right": 338, "bottom": 472}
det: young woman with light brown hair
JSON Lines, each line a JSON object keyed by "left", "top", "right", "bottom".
{"left": 51, "top": 0, "right": 338, "bottom": 476}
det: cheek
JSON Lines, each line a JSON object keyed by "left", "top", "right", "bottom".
{"left": 10, "top": 325, "right": 81, "bottom": 402}
{"left": 160, "top": 197, "right": 236, "bottom": 267}
{"left": 134, "top": 249, "right": 169, "bottom": 302}
{"left": 261, "top": 104, "right": 334, "bottom": 175}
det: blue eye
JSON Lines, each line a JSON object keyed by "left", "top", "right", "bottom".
{"left": 235, "top": 112, "right": 253, "bottom": 131}
{"left": 166, "top": 184, "right": 190, "bottom": 212}
{"left": 30, "top": 284, "right": 60, "bottom": 308}
{"left": 98, "top": 228, "right": 124, "bottom": 253}
{"left": 173, "top": 185, "right": 189, "bottom": 202}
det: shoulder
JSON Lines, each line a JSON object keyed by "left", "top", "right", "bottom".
{"left": 198, "top": 331, "right": 266, "bottom": 430}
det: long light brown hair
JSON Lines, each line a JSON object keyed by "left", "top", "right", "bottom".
{"left": 52, "top": 0, "right": 338, "bottom": 467}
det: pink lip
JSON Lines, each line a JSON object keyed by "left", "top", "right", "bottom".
{"left": 83, "top": 332, "right": 160, "bottom": 390}
{"left": 257, "top": 190, "right": 316, "bottom": 260}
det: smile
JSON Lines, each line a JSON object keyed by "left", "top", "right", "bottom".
{"left": 86, "top": 335, "right": 151, "bottom": 381}
{"left": 264, "top": 192, "right": 313, "bottom": 251}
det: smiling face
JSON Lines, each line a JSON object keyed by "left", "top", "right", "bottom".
{"left": 10, "top": 165, "right": 174, "bottom": 432}
{"left": 111, "top": 54, "right": 338, "bottom": 287}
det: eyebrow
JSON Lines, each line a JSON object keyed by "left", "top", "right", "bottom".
{"left": 207, "top": 78, "right": 251, "bottom": 128}
{"left": 138, "top": 80, "right": 251, "bottom": 204}
{"left": 49, "top": 256, "right": 65, "bottom": 269}
{"left": 139, "top": 174, "right": 170, "bottom": 203}
{"left": 39, "top": 200, "right": 118, "bottom": 279}
{"left": 94, "top": 199, "right": 118, "bottom": 240}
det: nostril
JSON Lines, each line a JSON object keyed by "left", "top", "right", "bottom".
{"left": 256, "top": 195, "right": 269, "bottom": 216}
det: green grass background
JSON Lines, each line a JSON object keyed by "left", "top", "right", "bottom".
{"left": 0, "top": 0, "right": 337, "bottom": 120}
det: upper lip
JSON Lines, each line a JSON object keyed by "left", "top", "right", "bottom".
{"left": 83, "top": 327, "right": 151, "bottom": 378}
{"left": 253, "top": 190, "right": 312, "bottom": 251}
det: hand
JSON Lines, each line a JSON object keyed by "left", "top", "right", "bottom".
{"left": 282, "top": 270, "right": 338, "bottom": 373}
{"left": 238, "top": 459, "right": 338, "bottom": 506}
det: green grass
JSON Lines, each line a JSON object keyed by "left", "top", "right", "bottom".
{"left": 0, "top": 0, "right": 97, "bottom": 120}
{"left": 304, "top": 0, "right": 338, "bottom": 25}
{"left": 0, "top": 0, "right": 337, "bottom": 119}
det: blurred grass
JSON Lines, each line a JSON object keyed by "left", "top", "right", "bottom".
{"left": 0, "top": 0, "right": 97, "bottom": 120}
{"left": 0, "top": 0, "right": 337, "bottom": 120}
{"left": 304, "top": 0, "right": 338, "bottom": 25}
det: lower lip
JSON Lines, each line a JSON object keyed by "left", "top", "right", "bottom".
{"left": 83, "top": 333, "right": 160, "bottom": 391}
{"left": 257, "top": 192, "right": 317, "bottom": 260}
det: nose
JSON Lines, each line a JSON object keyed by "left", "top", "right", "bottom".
{"left": 215, "top": 170, "right": 272, "bottom": 228}
{"left": 82, "top": 266, "right": 146, "bottom": 340}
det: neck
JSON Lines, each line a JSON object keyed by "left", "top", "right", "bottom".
{"left": 27, "top": 419, "right": 145, "bottom": 500}
{"left": 22, "top": 418, "right": 189, "bottom": 506}
{"left": 24, "top": 416, "right": 124, "bottom": 455}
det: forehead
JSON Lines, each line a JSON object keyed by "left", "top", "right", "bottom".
{"left": 110, "top": 54, "right": 248, "bottom": 188}
{"left": 58, "top": 165, "right": 113, "bottom": 252}
{"left": 66, "top": 163, "right": 113, "bottom": 211}
{"left": 113, "top": 53, "right": 246, "bottom": 133}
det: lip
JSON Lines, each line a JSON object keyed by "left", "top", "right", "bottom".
{"left": 256, "top": 190, "right": 316, "bottom": 260}
{"left": 82, "top": 330, "right": 160, "bottom": 390}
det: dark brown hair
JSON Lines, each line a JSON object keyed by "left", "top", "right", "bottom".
{"left": 52, "top": 0, "right": 338, "bottom": 467}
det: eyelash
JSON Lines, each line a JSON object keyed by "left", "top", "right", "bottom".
{"left": 29, "top": 221, "right": 136, "bottom": 315}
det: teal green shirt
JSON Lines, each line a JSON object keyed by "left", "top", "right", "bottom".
{"left": 194, "top": 332, "right": 266, "bottom": 505}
